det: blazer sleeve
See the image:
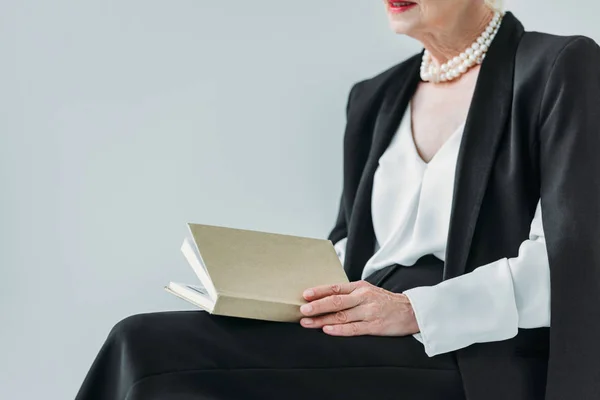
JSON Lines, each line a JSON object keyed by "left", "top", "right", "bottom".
{"left": 326, "top": 83, "right": 361, "bottom": 246}
{"left": 327, "top": 194, "right": 348, "bottom": 245}
{"left": 537, "top": 37, "right": 600, "bottom": 400}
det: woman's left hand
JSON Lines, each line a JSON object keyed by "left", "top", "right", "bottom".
{"left": 299, "top": 280, "right": 420, "bottom": 337}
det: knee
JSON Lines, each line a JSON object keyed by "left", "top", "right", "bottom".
{"left": 108, "top": 313, "right": 154, "bottom": 345}
{"left": 107, "top": 311, "right": 193, "bottom": 345}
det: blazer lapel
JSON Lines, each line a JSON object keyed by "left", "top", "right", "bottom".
{"left": 344, "top": 58, "right": 421, "bottom": 281}
{"left": 443, "top": 12, "right": 525, "bottom": 280}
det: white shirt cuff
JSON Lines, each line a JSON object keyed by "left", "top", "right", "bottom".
{"left": 403, "top": 259, "right": 520, "bottom": 357}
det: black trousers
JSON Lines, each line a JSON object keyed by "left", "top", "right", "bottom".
{"left": 76, "top": 256, "right": 466, "bottom": 400}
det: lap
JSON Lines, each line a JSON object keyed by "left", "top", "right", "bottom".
{"left": 82, "top": 256, "right": 465, "bottom": 399}
{"left": 112, "top": 311, "right": 464, "bottom": 400}
{"left": 114, "top": 310, "right": 458, "bottom": 372}
{"left": 118, "top": 255, "right": 451, "bottom": 375}
{"left": 115, "top": 255, "right": 454, "bottom": 377}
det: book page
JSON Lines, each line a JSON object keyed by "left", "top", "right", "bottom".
{"left": 187, "top": 284, "right": 208, "bottom": 296}
{"left": 165, "top": 282, "right": 214, "bottom": 312}
{"left": 181, "top": 236, "right": 218, "bottom": 300}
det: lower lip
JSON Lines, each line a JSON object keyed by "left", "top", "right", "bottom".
{"left": 387, "top": 2, "right": 417, "bottom": 13}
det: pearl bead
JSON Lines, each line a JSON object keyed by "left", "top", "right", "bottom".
{"left": 420, "top": 14, "right": 502, "bottom": 83}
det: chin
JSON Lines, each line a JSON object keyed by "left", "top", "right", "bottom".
{"left": 388, "top": 19, "right": 415, "bottom": 35}
{"left": 387, "top": 14, "right": 420, "bottom": 36}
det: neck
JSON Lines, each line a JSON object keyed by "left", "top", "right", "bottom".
{"left": 418, "top": 6, "right": 494, "bottom": 66}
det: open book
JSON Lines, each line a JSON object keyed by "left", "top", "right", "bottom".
{"left": 165, "top": 223, "right": 349, "bottom": 322}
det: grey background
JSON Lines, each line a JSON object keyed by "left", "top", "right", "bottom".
{"left": 1, "top": 1, "right": 597, "bottom": 399}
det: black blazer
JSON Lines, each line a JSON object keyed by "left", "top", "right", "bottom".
{"left": 327, "top": 12, "right": 600, "bottom": 400}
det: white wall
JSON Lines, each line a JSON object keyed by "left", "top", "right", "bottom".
{"left": 1, "top": 1, "right": 597, "bottom": 399}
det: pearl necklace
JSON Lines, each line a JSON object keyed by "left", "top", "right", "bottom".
{"left": 420, "top": 11, "right": 504, "bottom": 83}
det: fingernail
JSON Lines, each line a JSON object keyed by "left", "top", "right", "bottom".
{"left": 324, "top": 326, "right": 334, "bottom": 332}
{"left": 302, "top": 318, "right": 313, "bottom": 325}
{"left": 300, "top": 304, "right": 313, "bottom": 314}
{"left": 303, "top": 289, "right": 314, "bottom": 298}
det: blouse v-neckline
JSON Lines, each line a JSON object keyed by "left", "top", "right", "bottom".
{"left": 363, "top": 101, "right": 468, "bottom": 276}
{"left": 406, "top": 102, "right": 466, "bottom": 167}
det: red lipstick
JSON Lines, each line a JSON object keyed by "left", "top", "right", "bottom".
{"left": 387, "top": 1, "right": 417, "bottom": 13}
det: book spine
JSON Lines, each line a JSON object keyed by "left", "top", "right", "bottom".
{"left": 212, "top": 294, "right": 303, "bottom": 323}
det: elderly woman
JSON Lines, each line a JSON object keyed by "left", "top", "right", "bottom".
{"left": 76, "top": 1, "right": 600, "bottom": 399}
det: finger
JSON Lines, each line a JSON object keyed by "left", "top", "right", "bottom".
{"left": 300, "top": 306, "right": 367, "bottom": 329}
{"left": 300, "top": 293, "right": 363, "bottom": 317}
{"left": 303, "top": 281, "right": 366, "bottom": 301}
{"left": 322, "top": 322, "right": 372, "bottom": 337}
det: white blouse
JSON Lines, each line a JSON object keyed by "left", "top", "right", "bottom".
{"left": 334, "top": 103, "right": 551, "bottom": 356}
